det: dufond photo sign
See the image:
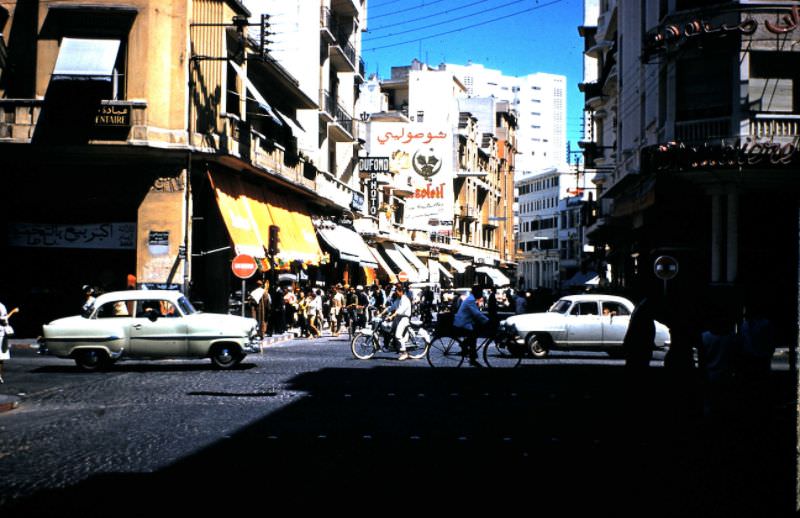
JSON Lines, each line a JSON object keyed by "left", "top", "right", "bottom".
{"left": 369, "top": 122, "right": 454, "bottom": 235}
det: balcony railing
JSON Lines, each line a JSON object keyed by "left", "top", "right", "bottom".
{"left": 675, "top": 116, "right": 731, "bottom": 142}
{"left": 749, "top": 114, "right": 800, "bottom": 139}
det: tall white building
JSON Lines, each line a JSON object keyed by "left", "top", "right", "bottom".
{"left": 443, "top": 63, "right": 568, "bottom": 174}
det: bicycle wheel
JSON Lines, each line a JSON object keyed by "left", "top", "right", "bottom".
{"left": 405, "top": 329, "right": 430, "bottom": 360}
{"left": 427, "top": 335, "right": 465, "bottom": 367}
{"left": 351, "top": 333, "right": 376, "bottom": 360}
{"left": 482, "top": 337, "right": 523, "bottom": 368}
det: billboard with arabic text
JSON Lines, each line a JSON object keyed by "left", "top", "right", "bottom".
{"left": 369, "top": 122, "right": 454, "bottom": 234}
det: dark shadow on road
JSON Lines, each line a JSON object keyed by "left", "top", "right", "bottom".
{"left": 2, "top": 365, "right": 795, "bottom": 516}
{"left": 31, "top": 362, "right": 258, "bottom": 374}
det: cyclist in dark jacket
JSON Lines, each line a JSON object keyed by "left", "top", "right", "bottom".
{"left": 453, "top": 285, "right": 489, "bottom": 367}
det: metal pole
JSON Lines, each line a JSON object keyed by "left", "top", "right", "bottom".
{"left": 242, "top": 279, "right": 246, "bottom": 318}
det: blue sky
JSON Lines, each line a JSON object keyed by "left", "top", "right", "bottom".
{"left": 361, "top": 0, "right": 586, "bottom": 153}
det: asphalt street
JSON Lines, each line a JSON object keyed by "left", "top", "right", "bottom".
{"left": 0, "top": 336, "right": 795, "bottom": 516}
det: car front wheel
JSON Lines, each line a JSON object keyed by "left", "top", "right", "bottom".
{"left": 210, "top": 344, "right": 244, "bottom": 369}
{"left": 527, "top": 334, "right": 549, "bottom": 358}
{"left": 74, "top": 349, "right": 110, "bottom": 372}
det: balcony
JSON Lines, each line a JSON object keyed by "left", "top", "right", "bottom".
{"left": 0, "top": 98, "right": 157, "bottom": 144}
{"left": 458, "top": 205, "right": 478, "bottom": 220}
{"left": 331, "top": 0, "right": 361, "bottom": 17}
{"left": 227, "top": 117, "right": 312, "bottom": 191}
{"left": 675, "top": 116, "right": 731, "bottom": 142}
{"left": 330, "top": 38, "right": 357, "bottom": 72}
{"left": 320, "top": 7, "right": 336, "bottom": 43}
{"left": 749, "top": 114, "right": 800, "bottom": 140}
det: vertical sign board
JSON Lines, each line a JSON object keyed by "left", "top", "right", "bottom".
{"left": 369, "top": 122, "right": 454, "bottom": 235}
{"left": 358, "top": 156, "right": 388, "bottom": 218}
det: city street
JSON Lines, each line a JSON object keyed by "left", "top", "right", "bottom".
{"left": 0, "top": 337, "right": 794, "bottom": 516}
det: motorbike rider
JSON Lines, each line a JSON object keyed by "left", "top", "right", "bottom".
{"left": 379, "top": 283, "right": 413, "bottom": 361}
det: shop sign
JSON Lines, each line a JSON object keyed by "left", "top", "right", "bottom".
{"left": 8, "top": 222, "right": 135, "bottom": 250}
{"left": 644, "top": 6, "right": 800, "bottom": 57}
{"left": 643, "top": 136, "right": 800, "bottom": 172}
{"left": 350, "top": 191, "right": 365, "bottom": 212}
{"left": 95, "top": 104, "right": 131, "bottom": 127}
{"left": 148, "top": 230, "right": 169, "bottom": 256}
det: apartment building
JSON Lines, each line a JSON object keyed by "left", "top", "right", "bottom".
{"left": 580, "top": 0, "right": 800, "bottom": 330}
{"left": 0, "top": 0, "right": 342, "bottom": 333}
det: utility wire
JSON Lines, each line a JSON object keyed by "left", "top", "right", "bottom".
{"left": 364, "top": 0, "right": 530, "bottom": 42}
{"left": 363, "top": 0, "right": 564, "bottom": 52}
{"left": 369, "top": 0, "right": 449, "bottom": 21}
{"left": 368, "top": 0, "right": 492, "bottom": 33}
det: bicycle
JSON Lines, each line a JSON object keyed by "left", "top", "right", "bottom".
{"left": 427, "top": 327, "right": 524, "bottom": 368}
{"left": 351, "top": 316, "right": 430, "bottom": 360}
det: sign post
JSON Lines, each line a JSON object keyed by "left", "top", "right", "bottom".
{"left": 653, "top": 255, "right": 679, "bottom": 297}
{"left": 232, "top": 254, "right": 258, "bottom": 317}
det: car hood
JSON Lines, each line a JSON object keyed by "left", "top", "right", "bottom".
{"left": 44, "top": 315, "right": 88, "bottom": 327}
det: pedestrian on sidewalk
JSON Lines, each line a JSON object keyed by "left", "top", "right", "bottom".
{"left": 0, "top": 301, "right": 17, "bottom": 384}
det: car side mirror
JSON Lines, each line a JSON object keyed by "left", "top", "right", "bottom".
{"left": 146, "top": 309, "right": 159, "bottom": 322}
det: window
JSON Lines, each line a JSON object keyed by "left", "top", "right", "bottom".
{"left": 571, "top": 302, "right": 599, "bottom": 316}
{"left": 96, "top": 301, "right": 131, "bottom": 319}
{"left": 417, "top": 110, "right": 424, "bottom": 122}
{"left": 602, "top": 301, "right": 630, "bottom": 316}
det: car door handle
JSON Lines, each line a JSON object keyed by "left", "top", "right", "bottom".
{"left": 132, "top": 324, "right": 142, "bottom": 330}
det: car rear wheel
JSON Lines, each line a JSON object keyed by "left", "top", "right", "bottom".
{"left": 74, "top": 349, "right": 110, "bottom": 372}
{"left": 210, "top": 344, "right": 243, "bottom": 369}
{"left": 527, "top": 334, "right": 550, "bottom": 358}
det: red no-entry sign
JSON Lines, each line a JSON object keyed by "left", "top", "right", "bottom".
{"left": 231, "top": 254, "right": 258, "bottom": 279}
{"left": 397, "top": 271, "right": 409, "bottom": 283}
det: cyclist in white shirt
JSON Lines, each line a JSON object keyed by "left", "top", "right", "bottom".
{"left": 381, "top": 283, "right": 413, "bottom": 360}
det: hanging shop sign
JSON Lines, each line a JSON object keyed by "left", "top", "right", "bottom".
{"left": 644, "top": 7, "right": 800, "bottom": 58}
{"left": 642, "top": 137, "right": 800, "bottom": 172}
{"left": 359, "top": 156, "right": 389, "bottom": 218}
{"left": 94, "top": 104, "right": 131, "bottom": 127}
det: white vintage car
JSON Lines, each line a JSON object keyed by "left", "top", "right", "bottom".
{"left": 41, "top": 290, "right": 261, "bottom": 371}
{"left": 499, "top": 294, "right": 671, "bottom": 358}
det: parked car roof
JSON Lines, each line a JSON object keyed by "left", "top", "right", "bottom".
{"left": 93, "top": 290, "right": 183, "bottom": 306}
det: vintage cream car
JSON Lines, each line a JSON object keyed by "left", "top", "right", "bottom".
{"left": 41, "top": 290, "right": 261, "bottom": 370}
{"left": 499, "top": 294, "right": 671, "bottom": 358}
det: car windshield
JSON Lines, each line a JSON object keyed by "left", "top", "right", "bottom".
{"left": 177, "top": 296, "right": 197, "bottom": 315}
{"left": 548, "top": 299, "right": 572, "bottom": 314}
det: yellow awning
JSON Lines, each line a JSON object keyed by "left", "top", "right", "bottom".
{"left": 261, "top": 188, "right": 323, "bottom": 266}
{"left": 208, "top": 171, "right": 323, "bottom": 267}
{"left": 208, "top": 172, "right": 265, "bottom": 258}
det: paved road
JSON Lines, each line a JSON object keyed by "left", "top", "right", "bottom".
{"left": 0, "top": 336, "right": 795, "bottom": 516}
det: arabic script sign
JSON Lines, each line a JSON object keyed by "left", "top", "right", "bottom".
{"left": 95, "top": 104, "right": 131, "bottom": 127}
{"left": 8, "top": 222, "right": 136, "bottom": 250}
{"left": 369, "top": 122, "right": 454, "bottom": 234}
{"left": 644, "top": 7, "right": 800, "bottom": 57}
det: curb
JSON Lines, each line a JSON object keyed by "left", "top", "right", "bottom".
{"left": 0, "top": 394, "right": 20, "bottom": 413}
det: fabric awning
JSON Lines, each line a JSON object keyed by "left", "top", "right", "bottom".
{"left": 398, "top": 244, "right": 429, "bottom": 281}
{"left": 230, "top": 60, "right": 283, "bottom": 126}
{"left": 476, "top": 266, "right": 511, "bottom": 287}
{"left": 368, "top": 246, "right": 398, "bottom": 284}
{"left": 53, "top": 38, "right": 120, "bottom": 80}
{"left": 440, "top": 253, "right": 468, "bottom": 273}
{"left": 208, "top": 170, "right": 323, "bottom": 266}
{"left": 380, "top": 243, "right": 421, "bottom": 282}
{"left": 317, "top": 224, "right": 378, "bottom": 268}
{"left": 429, "top": 259, "right": 453, "bottom": 280}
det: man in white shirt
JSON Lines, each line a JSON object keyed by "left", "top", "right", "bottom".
{"left": 382, "top": 284, "right": 412, "bottom": 360}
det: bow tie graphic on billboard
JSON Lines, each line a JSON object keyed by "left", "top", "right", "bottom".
{"left": 370, "top": 122, "right": 454, "bottom": 236}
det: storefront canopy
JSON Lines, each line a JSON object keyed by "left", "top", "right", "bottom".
{"left": 380, "top": 243, "right": 421, "bottom": 283}
{"left": 368, "top": 246, "right": 398, "bottom": 284}
{"left": 475, "top": 266, "right": 511, "bottom": 287}
{"left": 230, "top": 60, "right": 282, "bottom": 126}
{"left": 440, "top": 253, "right": 469, "bottom": 274}
{"left": 429, "top": 259, "right": 453, "bottom": 280}
{"left": 208, "top": 170, "right": 323, "bottom": 267}
{"left": 398, "top": 244, "right": 429, "bottom": 281}
{"left": 317, "top": 224, "right": 378, "bottom": 268}
{"left": 52, "top": 38, "right": 120, "bottom": 80}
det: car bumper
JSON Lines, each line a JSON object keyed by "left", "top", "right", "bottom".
{"left": 243, "top": 337, "right": 262, "bottom": 354}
